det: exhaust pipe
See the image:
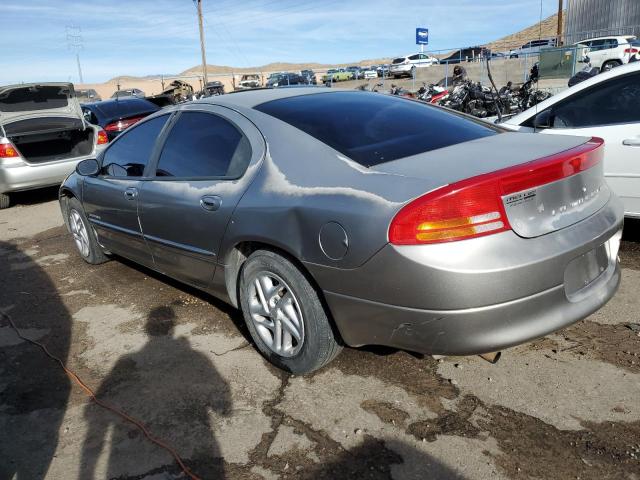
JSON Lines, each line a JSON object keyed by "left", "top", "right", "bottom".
{"left": 479, "top": 351, "right": 501, "bottom": 364}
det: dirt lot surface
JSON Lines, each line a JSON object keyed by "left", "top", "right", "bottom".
{"left": 1, "top": 190, "right": 640, "bottom": 480}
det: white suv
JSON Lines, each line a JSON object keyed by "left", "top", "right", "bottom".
{"left": 389, "top": 53, "right": 438, "bottom": 78}
{"left": 575, "top": 35, "right": 639, "bottom": 72}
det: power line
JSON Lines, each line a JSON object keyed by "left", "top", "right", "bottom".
{"left": 65, "top": 25, "right": 84, "bottom": 84}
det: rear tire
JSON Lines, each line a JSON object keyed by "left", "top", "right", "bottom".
{"left": 0, "top": 193, "right": 10, "bottom": 209}
{"left": 67, "top": 197, "right": 109, "bottom": 265}
{"left": 239, "top": 249, "right": 342, "bottom": 374}
{"left": 601, "top": 60, "right": 621, "bottom": 72}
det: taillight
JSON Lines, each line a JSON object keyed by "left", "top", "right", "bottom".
{"left": 389, "top": 138, "right": 604, "bottom": 245}
{"left": 624, "top": 48, "right": 639, "bottom": 54}
{"left": 104, "top": 115, "right": 145, "bottom": 132}
{"left": 96, "top": 129, "right": 109, "bottom": 145}
{"left": 0, "top": 139, "right": 19, "bottom": 158}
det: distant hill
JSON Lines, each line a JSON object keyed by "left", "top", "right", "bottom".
{"left": 486, "top": 12, "right": 564, "bottom": 52}
{"left": 105, "top": 12, "right": 564, "bottom": 83}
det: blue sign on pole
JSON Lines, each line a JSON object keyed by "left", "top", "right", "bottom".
{"left": 416, "top": 28, "right": 429, "bottom": 45}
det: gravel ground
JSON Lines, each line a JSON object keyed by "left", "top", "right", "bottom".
{"left": 1, "top": 189, "right": 639, "bottom": 480}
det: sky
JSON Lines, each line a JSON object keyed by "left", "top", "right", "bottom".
{"left": 2, "top": 0, "right": 558, "bottom": 84}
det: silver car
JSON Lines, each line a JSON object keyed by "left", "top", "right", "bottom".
{"left": 0, "top": 83, "right": 108, "bottom": 209}
{"left": 59, "top": 88, "right": 623, "bottom": 373}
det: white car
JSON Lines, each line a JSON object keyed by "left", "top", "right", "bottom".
{"left": 363, "top": 67, "right": 378, "bottom": 79}
{"left": 502, "top": 62, "right": 640, "bottom": 217}
{"left": 0, "top": 83, "right": 108, "bottom": 209}
{"left": 575, "top": 35, "right": 639, "bottom": 72}
{"left": 389, "top": 53, "right": 438, "bottom": 78}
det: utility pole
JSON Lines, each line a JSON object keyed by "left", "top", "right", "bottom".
{"left": 196, "top": 0, "right": 209, "bottom": 86}
{"left": 557, "top": 0, "right": 564, "bottom": 45}
{"left": 66, "top": 25, "right": 84, "bottom": 84}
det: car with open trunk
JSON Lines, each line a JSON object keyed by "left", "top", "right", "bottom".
{"left": 0, "top": 83, "right": 108, "bottom": 209}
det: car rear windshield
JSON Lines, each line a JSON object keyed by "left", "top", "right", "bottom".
{"left": 0, "top": 85, "right": 69, "bottom": 112}
{"left": 392, "top": 57, "right": 406, "bottom": 64}
{"left": 254, "top": 91, "right": 498, "bottom": 166}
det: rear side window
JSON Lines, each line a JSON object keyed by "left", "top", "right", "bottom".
{"left": 155, "top": 111, "right": 251, "bottom": 178}
{"left": 101, "top": 115, "right": 168, "bottom": 177}
{"left": 254, "top": 92, "right": 498, "bottom": 166}
{"left": 550, "top": 72, "right": 640, "bottom": 128}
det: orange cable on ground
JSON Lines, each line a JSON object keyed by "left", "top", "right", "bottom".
{"left": 1, "top": 311, "right": 202, "bottom": 480}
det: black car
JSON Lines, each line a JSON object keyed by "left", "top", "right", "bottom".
{"left": 81, "top": 97, "right": 160, "bottom": 140}
{"left": 300, "top": 70, "right": 317, "bottom": 85}
{"left": 266, "top": 73, "right": 306, "bottom": 87}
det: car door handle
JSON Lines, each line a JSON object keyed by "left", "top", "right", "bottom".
{"left": 622, "top": 138, "right": 640, "bottom": 147}
{"left": 124, "top": 187, "right": 138, "bottom": 200}
{"left": 200, "top": 195, "right": 222, "bottom": 211}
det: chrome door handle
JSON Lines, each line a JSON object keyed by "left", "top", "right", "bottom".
{"left": 623, "top": 138, "right": 640, "bottom": 147}
{"left": 124, "top": 187, "right": 138, "bottom": 200}
{"left": 200, "top": 195, "right": 221, "bottom": 211}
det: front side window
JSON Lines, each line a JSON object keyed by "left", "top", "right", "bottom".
{"left": 155, "top": 111, "right": 251, "bottom": 178}
{"left": 550, "top": 72, "right": 640, "bottom": 128}
{"left": 101, "top": 115, "right": 168, "bottom": 177}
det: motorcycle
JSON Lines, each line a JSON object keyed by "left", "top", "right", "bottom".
{"left": 416, "top": 82, "right": 449, "bottom": 104}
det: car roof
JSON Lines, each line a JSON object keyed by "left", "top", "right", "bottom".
{"left": 505, "top": 61, "right": 640, "bottom": 125}
{"left": 196, "top": 86, "right": 336, "bottom": 109}
{"left": 576, "top": 35, "right": 636, "bottom": 43}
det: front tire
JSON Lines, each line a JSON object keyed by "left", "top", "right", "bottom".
{"left": 67, "top": 197, "right": 109, "bottom": 265}
{"left": 0, "top": 193, "right": 10, "bottom": 209}
{"left": 239, "top": 250, "right": 342, "bottom": 374}
{"left": 600, "top": 60, "right": 621, "bottom": 72}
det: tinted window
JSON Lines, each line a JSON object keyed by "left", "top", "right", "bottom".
{"left": 0, "top": 85, "right": 68, "bottom": 112}
{"left": 408, "top": 54, "right": 419, "bottom": 60}
{"left": 101, "top": 115, "right": 168, "bottom": 177}
{"left": 255, "top": 92, "right": 498, "bottom": 167}
{"left": 392, "top": 57, "right": 405, "bottom": 64}
{"left": 550, "top": 72, "right": 640, "bottom": 128}
{"left": 155, "top": 111, "right": 251, "bottom": 178}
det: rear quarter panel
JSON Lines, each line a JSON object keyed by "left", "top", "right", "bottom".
{"left": 219, "top": 110, "right": 434, "bottom": 269}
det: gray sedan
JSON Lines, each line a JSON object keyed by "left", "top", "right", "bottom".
{"left": 59, "top": 87, "right": 623, "bottom": 373}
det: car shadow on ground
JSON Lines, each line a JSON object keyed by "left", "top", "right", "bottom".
{"left": 7, "top": 186, "right": 60, "bottom": 208}
{"left": 0, "top": 240, "right": 72, "bottom": 479}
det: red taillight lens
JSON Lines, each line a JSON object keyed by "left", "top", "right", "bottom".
{"left": 624, "top": 48, "right": 639, "bottom": 54}
{"left": 0, "top": 140, "right": 19, "bottom": 158}
{"left": 389, "top": 138, "right": 604, "bottom": 245}
{"left": 96, "top": 129, "right": 109, "bottom": 145}
{"left": 104, "top": 115, "right": 145, "bottom": 132}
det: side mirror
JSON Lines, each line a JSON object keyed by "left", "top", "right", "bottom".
{"left": 76, "top": 158, "right": 100, "bottom": 176}
{"left": 533, "top": 109, "right": 553, "bottom": 129}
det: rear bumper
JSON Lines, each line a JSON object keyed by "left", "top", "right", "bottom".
{"left": 316, "top": 195, "right": 624, "bottom": 356}
{"left": 0, "top": 147, "right": 103, "bottom": 194}
{"left": 324, "top": 258, "right": 620, "bottom": 355}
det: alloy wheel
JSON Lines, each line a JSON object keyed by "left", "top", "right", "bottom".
{"left": 247, "top": 271, "right": 305, "bottom": 357}
{"left": 69, "top": 209, "right": 90, "bottom": 257}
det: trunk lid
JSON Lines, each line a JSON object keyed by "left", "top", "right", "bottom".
{"left": 376, "top": 132, "right": 610, "bottom": 239}
{"left": 0, "top": 83, "right": 85, "bottom": 126}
